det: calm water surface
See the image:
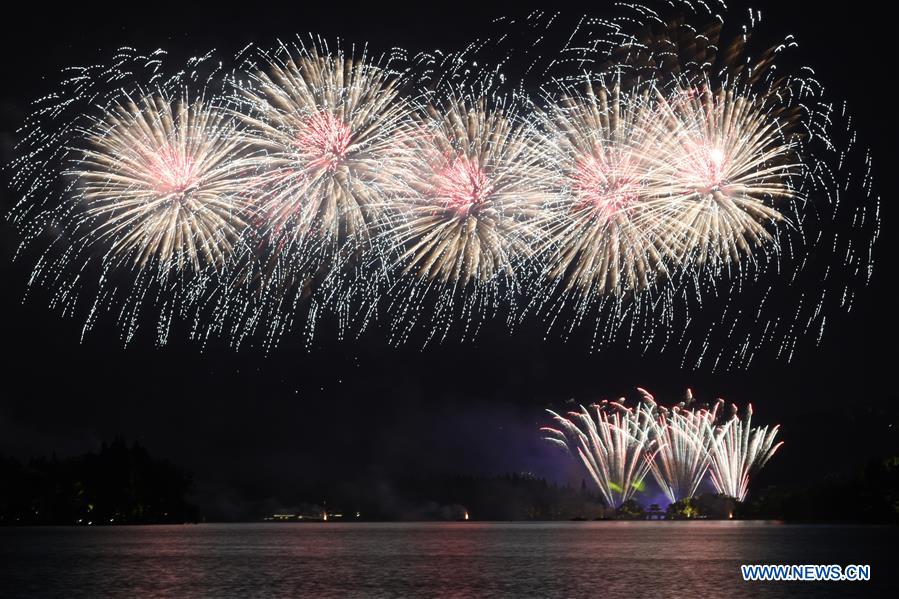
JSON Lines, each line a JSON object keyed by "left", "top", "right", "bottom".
{"left": 1, "top": 522, "right": 896, "bottom": 598}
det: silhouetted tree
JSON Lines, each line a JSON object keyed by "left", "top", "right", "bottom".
{"left": 0, "top": 439, "right": 198, "bottom": 525}
{"left": 616, "top": 499, "right": 645, "bottom": 519}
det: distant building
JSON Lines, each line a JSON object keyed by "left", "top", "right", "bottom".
{"left": 645, "top": 504, "right": 665, "bottom": 520}
{"left": 263, "top": 502, "right": 356, "bottom": 522}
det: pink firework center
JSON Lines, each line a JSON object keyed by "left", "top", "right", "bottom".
{"left": 295, "top": 112, "right": 353, "bottom": 173}
{"left": 147, "top": 146, "right": 201, "bottom": 197}
{"left": 572, "top": 154, "right": 642, "bottom": 221}
{"left": 249, "top": 111, "right": 357, "bottom": 237}
{"left": 432, "top": 156, "right": 494, "bottom": 214}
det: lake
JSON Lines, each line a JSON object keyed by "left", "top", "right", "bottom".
{"left": 1, "top": 522, "right": 896, "bottom": 597}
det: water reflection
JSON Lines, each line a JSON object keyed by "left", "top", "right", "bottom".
{"left": 1, "top": 522, "right": 895, "bottom": 598}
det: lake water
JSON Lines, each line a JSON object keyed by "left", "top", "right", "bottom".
{"left": 1, "top": 522, "right": 896, "bottom": 597}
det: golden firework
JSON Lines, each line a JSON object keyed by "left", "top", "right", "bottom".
{"left": 75, "top": 94, "right": 250, "bottom": 271}
{"left": 390, "top": 97, "right": 550, "bottom": 286}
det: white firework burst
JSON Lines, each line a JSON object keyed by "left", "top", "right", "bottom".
{"left": 73, "top": 93, "right": 251, "bottom": 272}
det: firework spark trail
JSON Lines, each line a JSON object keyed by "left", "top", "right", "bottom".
{"left": 706, "top": 403, "right": 783, "bottom": 501}
{"left": 192, "top": 40, "right": 420, "bottom": 350}
{"left": 384, "top": 94, "right": 552, "bottom": 343}
{"left": 543, "top": 400, "right": 656, "bottom": 508}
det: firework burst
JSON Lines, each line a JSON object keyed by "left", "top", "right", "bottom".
{"left": 383, "top": 95, "right": 552, "bottom": 343}
{"left": 533, "top": 83, "right": 678, "bottom": 297}
{"left": 388, "top": 96, "right": 548, "bottom": 285}
{"left": 73, "top": 94, "right": 250, "bottom": 272}
{"left": 236, "top": 45, "right": 416, "bottom": 245}
{"left": 191, "top": 42, "right": 419, "bottom": 350}
{"left": 647, "top": 85, "right": 800, "bottom": 270}
{"left": 5, "top": 49, "right": 252, "bottom": 345}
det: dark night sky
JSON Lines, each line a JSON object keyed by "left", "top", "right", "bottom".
{"left": 1, "top": 1, "right": 896, "bottom": 519}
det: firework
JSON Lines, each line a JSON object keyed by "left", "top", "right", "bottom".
{"left": 543, "top": 400, "right": 656, "bottom": 508}
{"left": 544, "top": 389, "right": 782, "bottom": 507}
{"left": 646, "top": 85, "right": 799, "bottom": 269}
{"left": 519, "top": 1, "right": 878, "bottom": 369}
{"left": 533, "top": 83, "right": 679, "bottom": 296}
{"left": 72, "top": 94, "right": 250, "bottom": 272}
{"left": 4, "top": 4, "right": 879, "bottom": 359}
{"left": 706, "top": 403, "right": 783, "bottom": 501}
{"left": 388, "top": 96, "right": 549, "bottom": 286}
{"left": 190, "top": 42, "right": 419, "bottom": 350}
{"left": 236, "top": 45, "right": 415, "bottom": 245}
{"left": 382, "top": 94, "right": 552, "bottom": 343}
{"left": 640, "top": 389, "right": 722, "bottom": 504}
{"left": 5, "top": 49, "right": 251, "bottom": 345}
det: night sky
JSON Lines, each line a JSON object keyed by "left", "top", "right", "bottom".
{"left": 1, "top": 0, "right": 896, "bottom": 520}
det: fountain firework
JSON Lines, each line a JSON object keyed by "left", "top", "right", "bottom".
{"left": 543, "top": 400, "right": 656, "bottom": 508}
{"left": 706, "top": 403, "right": 783, "bottom": 502}
{"left": 543, "top": 389, "right": 781, "bottom": 506}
